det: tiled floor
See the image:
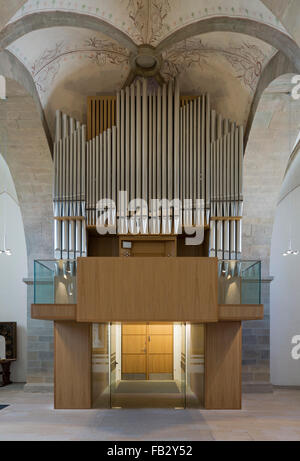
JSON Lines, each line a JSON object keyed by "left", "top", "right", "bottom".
{"left": 0, "top": 384, "right": 300, "bottom": 440}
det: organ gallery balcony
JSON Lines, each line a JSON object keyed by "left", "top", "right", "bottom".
{"left": 32, "top": 257, "right": 263, "bottom": 323}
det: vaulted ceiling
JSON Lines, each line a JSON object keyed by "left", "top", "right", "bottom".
{"left": 0, "top": 0, "right": 299, "bottom": 140}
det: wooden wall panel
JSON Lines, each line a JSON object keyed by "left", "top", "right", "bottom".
{"left": 87, "top": 96, "right": 116, "bottom": 141}
{"left": 122, "top": 355, "right": 146, "bottom": 374}
{"left": 205, "top": 321, "right": 242, "bottom": 410}
{"left": 77, "top": 257, "right": 218, "bottom": 323}
{"left": 54, "top": 321, "right": 91, "bottom": 409}
{"left": 87, "top": 96, "right": 197, "bottom": 141}
{"left": 148, "top": 354, "right": 172, "bottom": 373}
{"left": 122, "top": 323, "right": 147, "bottom": 376}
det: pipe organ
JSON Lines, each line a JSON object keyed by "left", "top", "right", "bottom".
{"left": 53, "top": 78, "right": 243, "bottom": 261}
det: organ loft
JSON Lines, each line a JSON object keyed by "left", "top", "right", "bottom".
{"left": 32, "top": 76, "right": 262, "bottom": 410}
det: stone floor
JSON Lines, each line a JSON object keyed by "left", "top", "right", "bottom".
{"left": 0, "top": 384, "right": 300, "bottom": 441}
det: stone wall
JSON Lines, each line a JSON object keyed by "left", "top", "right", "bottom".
{"left": 0, "top": 78, "right": 54, "bottom": 390}
{"left": 242, "top": 76, "right": 300, "bottom": 390}
{"left": 242, "top": 278, "right": 272, "bottom": 392}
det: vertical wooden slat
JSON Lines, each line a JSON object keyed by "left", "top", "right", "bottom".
{"left": 108, "top": 98, "right": 111, "bottom": 133}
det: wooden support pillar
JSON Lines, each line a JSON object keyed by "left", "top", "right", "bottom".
{"left": 54, "top": 321, "right": 91, "bottom": 409}
{"left": 205, "top": 321, "right": 242, "bottom": 409}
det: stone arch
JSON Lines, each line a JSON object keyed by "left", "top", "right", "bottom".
{"left": 156, "top": 16, "right": 300, "bottom": 73}
{"left": 241, "top": 71, "right": 299, "bottom": 390}
{"left": 270, "top": 143, "right": 300, "bottom": 386}
{"left": 0, "top": 76, "right": 53, "bottom": 272}
{"left": 0, "top": 153, "right": 27, "bottom": 381}
{"left": 245, "top": 51, "right": 298, "bottom": 147}
{"left": 0, "top": 75, "right": 54, "bottom": 389}
{"left": 0, "top": 50, "right": 52, "bottom": 150}
{"left": 243, "top": 72, "right": 299, "bottom": 274}
{"left": 0, "top": 11, "right": 138, "bottom": 54}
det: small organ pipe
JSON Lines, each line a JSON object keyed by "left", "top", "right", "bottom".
{"left": 230, "top": 220, "right": 236, "bottom": 260}
{"left": 56, "top": 110, "right": 62, "bottom": 143}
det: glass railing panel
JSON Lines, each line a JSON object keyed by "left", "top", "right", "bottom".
{"left": 218, "top": 260, "right": 261, "bottom": 305}
{"left": 34, "top": 259, "right": 77, "bottom": 304}
{"left": 34, "top": 260, "right": 55, "bottom": 304}
{"left": 241, "top": 260, "right": 261, "bottom": 305}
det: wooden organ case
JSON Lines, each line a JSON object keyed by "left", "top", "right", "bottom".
{"left": 32, "top": 78, "right": 263, "bottom": 411}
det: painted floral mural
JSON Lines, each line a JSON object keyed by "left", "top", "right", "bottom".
{"left": 31, "top": 38, "right": 129, "bottom": 94}
{"left": 162, "top": 37, "right": 272, "bottom": 92}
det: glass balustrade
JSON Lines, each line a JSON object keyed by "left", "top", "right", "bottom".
{"left": 34, "top": 259, "right": 77, "bottom": 304}
{"left": 34, "top": 258, "right": 261, "bottom": 306}
{"left": 218, "top": 260, "right": 261, "bottom": 305}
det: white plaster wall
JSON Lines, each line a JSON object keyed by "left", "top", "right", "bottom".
{"left": 0, "top": 154, "right": 27, "bottom": 382}
{"left": 270, "top": 151, "right": 300, "bottom": 385}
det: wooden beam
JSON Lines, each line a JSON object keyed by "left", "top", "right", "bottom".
{"left": 218, "top": 304, "right": 264, "bottom": 321}
{"left": 31, "top": 304, "right": 76, "bottom": 321}
{"left": 54, "top": 321, "right": 91, "bottom": 409}
{"left": 205, "top": 321, "right": 242, "bottom": 410}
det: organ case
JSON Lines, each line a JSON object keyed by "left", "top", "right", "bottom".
{"left": 53, "top": 78, "right": 243, "bottom": 261}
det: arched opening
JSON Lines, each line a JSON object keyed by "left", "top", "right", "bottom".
{"left": 243, "top": 72, "right": 300, "bottom": 388}
{"left": 0, "top": 152, "right": 27, "bottom": 381}
{"left": 0, "top": 77, "right": 54, "bottom": 388}
{"left": 270, "top": 140, "right": 300, "bottom": 385}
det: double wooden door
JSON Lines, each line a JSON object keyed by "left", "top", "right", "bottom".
{"left": 122, "top": 323, "right": 173, "bottom": 380}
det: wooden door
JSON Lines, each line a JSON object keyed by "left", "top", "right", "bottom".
{"left": 148, "top": 323, "right": 173, "bottom": 379}
{"left": 122, "top": 323, "right": 173, "bottom": 380}
{"left": 122, "top": 323, "right": 147, "bottom": 378}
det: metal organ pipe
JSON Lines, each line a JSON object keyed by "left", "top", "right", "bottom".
{"left": 142, "top": 78, "right": 148, "bottom": 234}
{"left": 53, "top": 79, "right": 244, "bottom": 265}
